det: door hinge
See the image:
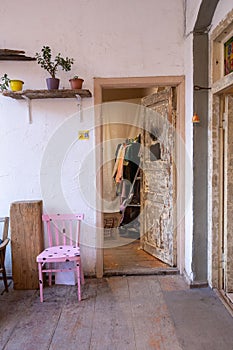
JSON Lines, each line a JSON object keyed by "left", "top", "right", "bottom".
{"left": 222, "top": 112, "right": 227, "bottom": 130}
{"left": 222, "top": 120, "right": 227, "bottom": 130}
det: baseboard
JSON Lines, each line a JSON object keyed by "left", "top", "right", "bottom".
{"left": 183, "top": 269, "right": 209, "bottom": 289}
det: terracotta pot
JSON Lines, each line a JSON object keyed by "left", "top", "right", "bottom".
{"left": 46, "top": 78, "right": 60, "bottom": 90}
{"left": 69, "top": 78, "right": 84, "bottom": 89}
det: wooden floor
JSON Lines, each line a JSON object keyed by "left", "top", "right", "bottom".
{"left": 1, "top": 275, "right": 233, "bottom": 350}
{"left": 104, "top": 238, "right": 176, "bottom": 275}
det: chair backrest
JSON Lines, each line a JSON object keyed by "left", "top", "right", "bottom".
{"left": 42, "top": 214, "right": 84, "bottom": 247}
{"left": 0, "top": 217, "right": 9, "bottom": 242}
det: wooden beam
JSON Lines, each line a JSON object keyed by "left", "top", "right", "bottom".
{"left": 10, "top": 200, "right": 43, "bottom": 290}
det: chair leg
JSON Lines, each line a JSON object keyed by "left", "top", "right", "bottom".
{"left": 38, "top": 263, "right": 44, "bottom": 302}
{"left": 2, "top": 266, "right": 8, "bottom": 292}
{"left": 48, "top": 263, "right": 52, "bottom": 286}
{"left": 0, "top": 253, "right": 8, "bottom": 292}
{"left": 80, "top": 260, "right": 85, "bottom": 285}
{"left": 76, "top": 263, "right": 81, "bottom": 301}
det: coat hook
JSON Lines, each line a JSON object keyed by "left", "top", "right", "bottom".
{"left": 194, "top": 85, "right": 211, "bottom": 91}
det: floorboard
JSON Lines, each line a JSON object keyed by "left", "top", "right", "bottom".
{"left": 127, "top": 276, "right": 182, "bottom": 350}
{"left": 1, "top": 275, "right": 233, "bottom": 350}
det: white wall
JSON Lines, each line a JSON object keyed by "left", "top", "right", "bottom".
{"left": 211, "top": 0, "right": 233, "bottom": 30}
{"left": 183, "top": 0, "right": 203, "bottom": 280}
{"left": 0, "top": 0, "right": 185, "bottom": 275}
{"left": 184, "top": 33, "right": 194, "bottom": 280}
{"left": 185, "top": 0, "right": 202, "bottom": 35}
{"left": 208, "top": 2, "right": 233, "bottom": 286}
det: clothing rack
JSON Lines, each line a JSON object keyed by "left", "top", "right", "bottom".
{"left": 112, "top": 135, "right": 141, "bottom": 224}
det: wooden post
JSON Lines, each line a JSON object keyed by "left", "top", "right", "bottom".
{"left": 10, "top": 200, "right": 43, "bottom": 290}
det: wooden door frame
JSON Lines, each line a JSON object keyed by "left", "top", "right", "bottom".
{"left": 210, "top": 9, "right": 233, "bottom": 289}
{"left": 94, "top": 76, "right": 185, "bottom": 278}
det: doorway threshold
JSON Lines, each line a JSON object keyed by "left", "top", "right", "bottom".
{"left": 104, "top": 239, "right": 179, "bottom": 277}
{"left": 214, "top": 289, "right": 233, "bottom": 317}
{"left": 226, "top": 293, "right": 233, "bottom": 304}
{"left": 103, "top": 267, "right": 179, "bottom": 277}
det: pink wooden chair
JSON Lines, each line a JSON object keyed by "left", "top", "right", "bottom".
{"left": 36, "top": 213, "right": 84, "bottom": 302}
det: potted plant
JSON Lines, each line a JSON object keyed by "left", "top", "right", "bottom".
{"left": 10, "top": 79, "right": 24, "bottom": 91}
{"left": 35, "top": 46, "right": 74, "bottom": 90}
{"left": 0, "top": 74, "right": 10, "bottom": 91}
{"left": 69, "top": 75, "right": 84, "bottom": 89}
{"left": 0, "top": 73, "right": 24, "bottom": 92}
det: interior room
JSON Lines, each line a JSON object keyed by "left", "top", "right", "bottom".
{"left": 1, "top": 1, "right": 233, "bottom": 348}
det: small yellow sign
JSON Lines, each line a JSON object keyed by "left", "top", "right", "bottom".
{"left": 78, "top": 130, "right": 89, "bottom": 140}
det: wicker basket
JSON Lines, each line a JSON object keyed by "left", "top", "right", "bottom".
{"left": 103, "top": 212, "right": 122, "bottom": 239}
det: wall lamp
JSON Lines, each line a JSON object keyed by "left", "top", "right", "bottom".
{"left": 192, "top": 85, "right": 211, "bottom": 123}
{"left": 192, "top": 112, "right": 200, "bottom": 124}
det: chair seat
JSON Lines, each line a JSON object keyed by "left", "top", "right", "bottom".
{"left": 36, "top": 245, "right": 80, "bottom": 263}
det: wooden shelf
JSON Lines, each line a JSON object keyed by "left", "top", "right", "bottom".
{"left": 0, "top": 49, "right": 36, "bottom": 61}
{"left": 2, "top": 89, "right": 92, "bottom": 100}
{"left": 0, "top": 55, "right": 36, "bottom": 61}
{"left": 1, "top": 88, "right": 92, "bottom": 124}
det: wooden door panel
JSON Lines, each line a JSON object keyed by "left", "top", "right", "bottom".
{"left": 141, "top": 88, "right": 176, "bottom": 266}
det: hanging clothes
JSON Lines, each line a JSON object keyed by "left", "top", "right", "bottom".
{"left": 112, "top": 135, "right": 141, "bottom": 213}
{"left": 112, "top": 143, "right": 127, "bottom": 183}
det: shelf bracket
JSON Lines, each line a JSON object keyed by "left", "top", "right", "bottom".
{"left": 75, "top": 94, "right": 83, "bottom": 122}
{"left": 22, "top": 95, "right": 32, "bottom": 124}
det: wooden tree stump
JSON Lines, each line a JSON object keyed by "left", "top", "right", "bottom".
{"left": 10, "top": 200, "right": 44, "bottom": 290}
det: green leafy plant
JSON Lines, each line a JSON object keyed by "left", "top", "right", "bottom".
{"left": 35, "top": 46, "right": 74, "bottom": 78}
{"left": 0, "top": 73, "right": 10, "bottom": 91}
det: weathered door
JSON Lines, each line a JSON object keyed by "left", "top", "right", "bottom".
{"left": 221, "top": 94, "right": 233, "bottom": 296}
{"left": 140, "top": 87, "right": 177, "bottom": 266}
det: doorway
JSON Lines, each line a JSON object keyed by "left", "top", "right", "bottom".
{"left": 210, "top": 11, "right": 233, "bottom": 307}
{"left": 94, "top": 76, "right": 185, "bottom": 278}
{"left": 219, "top": 91, "right": 233, "bottom": 304}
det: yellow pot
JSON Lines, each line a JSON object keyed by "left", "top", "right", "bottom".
{"left": 10, "top": 80, "right": 24, "bottom": 91}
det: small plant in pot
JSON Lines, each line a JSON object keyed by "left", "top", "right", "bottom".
{"left": 69, "top": 75, "right": 84, "bottom": 89}
{"left": 0, "top": 74, "right": 10, "bottom": 91}
{"left": 0, "top": 73, "right": 24, "bottom": 92}
{"left": 35, "top": 46, "right": 74, "bottom": 90}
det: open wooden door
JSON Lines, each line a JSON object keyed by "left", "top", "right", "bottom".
{"left": 140, "top": 87, "right": 177, "bottom": 266}
{"left": 221, "top": 94, "right": 233, "bottom": 301}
